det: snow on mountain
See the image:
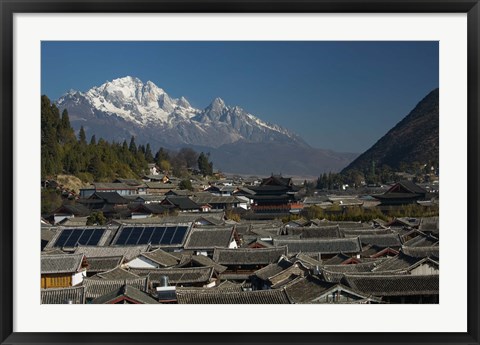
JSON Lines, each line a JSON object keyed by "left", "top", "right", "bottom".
{"left": 56, "top": 76, "right": 302, "bottom": 147}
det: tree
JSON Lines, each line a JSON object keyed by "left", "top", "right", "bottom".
{"left": 78, "top": 126, "right": 87, "bottom": 145}
{"left": 86, "top": 211, "right": 106, "bottom": 225}
{"left": 145, "top": 143, "right": 154, "bottom": 163}
{"left": 198, "top": 152, "right": 213, "bottom": 176}
{"left": 178, "top": 179, "right": 193, "bottom": 191}
{"left": 129, "top": 136, "right": 137, "bottom": 154}
{"left": 90, "top": 135, "right": 97, "bottom": 146}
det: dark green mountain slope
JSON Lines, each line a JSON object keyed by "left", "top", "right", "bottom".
{"left": 342, "top": 88, "right": 439, "bottom": 174}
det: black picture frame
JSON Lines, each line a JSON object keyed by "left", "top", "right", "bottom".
{"left": 1, "top": 1, "right": 479, "bottom": 344}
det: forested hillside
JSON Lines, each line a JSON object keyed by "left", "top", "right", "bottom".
{"left": 41, "top": 95, "right": 213, "bottom": 181}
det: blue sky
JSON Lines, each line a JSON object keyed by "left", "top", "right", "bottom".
{"left": 41, "top": 41, "right": 438, "bottom": 153}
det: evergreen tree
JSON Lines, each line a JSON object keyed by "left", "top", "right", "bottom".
{"left": 145, "top": 143, "right": 154, "bottom": 163}
{"left": 129, "top": 136, "right": 137, "bottom": 154}
{"left": 78, "top": 126, "right": 87, "bottom": 145}
{"left": 90, "top": 135, "right": 97, "bottom": 146}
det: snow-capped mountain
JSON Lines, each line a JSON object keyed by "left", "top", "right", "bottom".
{"left": 57, "top": 76, "right": 304, "bottom": 148}
{"left": 56, "top": 76, "right": 357, "bottom": 175}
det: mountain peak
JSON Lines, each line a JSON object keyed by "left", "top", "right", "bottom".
{"left": 209, "top": 97, "right": 226, "bottom": 110}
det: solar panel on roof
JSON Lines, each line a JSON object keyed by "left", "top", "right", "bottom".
{"left": 115, "top": 227, "right": 133, "bottom": 245}
{"left": 171, "top": 226, "right": 188, "bottom": 244}
{"left": 77, "top": 229, "right": 94, "bottom": 245}
{"left": 126, "top": 227, "right": 144, "bottom": 245}
{"left": 64, "top": 230, "right": 83, "bottom": 247}
{"left": 87, "top": 228, "right": 105, "bottom": 245}
{"left": 149, "top": 227, "right": 165, "bottom": 245}
{"left": 54, "top": 229, "right": 74, "bottom": 247}
{"left": 138, "top": 227, "right": 155, "bottom": 244}
{"left": 159, "top": 227, "right": 175, "bottom": 245}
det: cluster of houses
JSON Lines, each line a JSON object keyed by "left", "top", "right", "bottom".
{"left": 40, "top": 175, "right": 439, "bottom": 304}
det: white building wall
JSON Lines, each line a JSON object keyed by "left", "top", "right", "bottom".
{"left": 126, "top": 256, "right": 158, "bottom": 269}
{"left": 410, "top": 264, "right": 439, "bottom": 276}
{"left": 71, "top": 270, "right": 86, "bottom": 286}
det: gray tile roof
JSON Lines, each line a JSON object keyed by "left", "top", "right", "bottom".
{"left": 321, "top": 261, "right": 384, "bottom": 283}
{"left": 176, "top": 288, "right": 292, "bottom": 304}
{"left": 357, "top": 234, "right": 403, "bottom": 248}
{"left": 272, "top": 238, "right": 362, "bottom": 255}
{"left": 286, "top": 225, "right": 342, "bottom": 239}
{"left": 183, "top": 227, "right": 234, "bottom": 250}
{"left": 82, "top": 277, "right": 149, "bottom": 299}
{"left": 268, "top": 263, "right": 310, "bottom": 288}
{"left": 188, "top": 255, "right": 228, "bottom": 274}
{"left": 41, "top": 286, "right": 86, "bottom": 304}
{"left": 86, "top": 256, "right": 124, "bottom": 273}
{"left": 95, "top": 267, "right": 140, "bottom": 280}
{"left": 283, "top": 276, "right": 336, "bottom": 304}
{"left": 130, "top": 266, "right": 214, "bottom": 285}
{"left": 213, "top": 246, "right": 288, "bottom": 266}
{"left": 139, "top": 248, "right": 180, "bottom": 267}
{"left": 253, "top": 259, "right": 293, "bottom": 281}
{"left": 41, "top": 253, "right": 85, "bottom": 274}
{"left": 291, "top": 253, "right": 323, "bottom": 268}
{"left": 91, "top": 285, "right": 159, "bottom": 304}
{"left": 372, "top": 253, "right": 438, "bottom": 273}
{"left": 74, "top": 245, "right": 150, "bottom": 261}
{"left": 343, "top": 274, "right": 439, "bottom": 296}
{"left": 401, "top": 246, "right": 439, "bottom": 259}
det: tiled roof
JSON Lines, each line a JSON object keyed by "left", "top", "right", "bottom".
{"left": 370, "top": 253, "right": 424, "bottom": 273}
{"left": 284, "top": 276, "right": 336, "bottom": 303}
{"left": 74, "top": 245, "right": 150, "bottom": 261}
{"left": 253, "top": 259, "right": 293, "bottom": 281}
{"left": 358, "top": 234, "right": 403, "bottom": 248}
{"left": 188, "top": 255, "right": 228, "bottom": 274}
{"left": 341, "top": 228, "right": 393, "bottom": 236}
{"left": 343, "top": 274, "right": 439, "bottom": 296}
{"left": 89, "top": 191, "right": 129, "bottom": 204}
{"left": 82, "top": 277, "right": 148, "bottom": 299}
{"left": 286, "top": 225, "right": 342, "bottom": 239}
{"left": 41, "top": 286, "right": 86, "bottom": 304}
{"left": 291, "top": 253, "right": 323, "bottom": 268}
{"left": 92, "top": 285, "right": 159, "bottom": 304}
{"left": 213, "top": 246, "right": 288, "bottom": 265}
{"left": 402, "top": 233, "right": 438, "bottom": 247}
{"left": 321, "top": 261, "right": 383, "bottom": 283}
{"left": 401, "top": 245, "right": 439, "bottom": 259}
{"left": 162, "top": 196, "right": 199, "bottom": 210}
{"left": 86, "top": 256, "right": 124, "bottom": 273}
{"left": 130, "top": 266, "right": 214, "bottom": 285}
{"left": 139, "top": 248, "right": 180, "bottom": 267}
{"left": 95, "top": 267, "right": 140, "bottom": 280}
{"left": 176, "top": 288, "right": 291, "bottom": 304}
{"left": 269, "top": 263, "right": 310, "bottom": 288}
{"left": 183, "top": 227, "right": 234, "bottom": 250}
{"left": 192, "top": 196, "right": 241, "bottom": 205}
{"left": 41, "top": 253, "right": 85, "bottom": 274}
{"left": 272, "top": 238, "right": 362, "bottom": 255}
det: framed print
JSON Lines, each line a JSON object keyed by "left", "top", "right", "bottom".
{"left": 1, "top": 1, "right": 479, "bottom": 344}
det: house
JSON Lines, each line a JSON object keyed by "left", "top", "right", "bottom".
{"left": 212, "top": 246, "right": 288, "bottom": 280}
{"left": 126, "top": 248, "right": 180, "bottom": 269}
{"left": 183, "top": 226, "right": 237, "bottom": 255}
{"left": 82, "top": 276, "right": 149, "bottom": 301}
{"left": 272, "top": 237, "right": 363, "bottom": 259}
{"left": 373, "top": 180, "right": 428, "bottom": 206}
{"left": 41, "top": 286, "right": 86, "bottom": 304}
{"left": 248, "top": 175, "right": 303, "bottom": 214}
{"left": 160, "top": 196, "right": 200, "bottom": 212}
{"left": 51, "top": 204, "right": 91, "bottom": 224}
{"left": 79, "top": 182, "right": 140, "bottom": 198}
{"left": 41, "top": 253, "right": 87, "bottom": 288}
{"left": 92, "top": 285, "right": 159, "bottom": 304}
{"left": 175, "top": 287, "right": 291, "bottom": 304}
{"left": 342, "top": 273, "right": 439, "bottom": 303}
{"left": 84, "top": 256, "right": 124, "bottom": 277}
{"left": 129, "top": 266, "right": 216, "bottom": 288}
{"left": 191, "top": 195, "right": 244, "bottom": 211}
